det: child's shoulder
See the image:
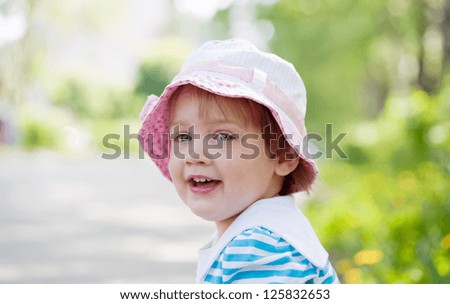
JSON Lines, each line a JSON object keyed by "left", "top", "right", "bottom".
{"left": 230, "top": 226, "right": 289, "bottom": 248}
{"left": 225, "top": 226, "right": 301, "bottom": 256}
{"left": 212, "top": 226, "right": 339, "bottom": 283}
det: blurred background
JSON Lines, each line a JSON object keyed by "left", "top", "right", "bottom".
{"left": 0, "top": 0, "right": 448, "bottom": 283}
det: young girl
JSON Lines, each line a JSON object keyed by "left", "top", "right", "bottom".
{"left": 139, "top": 39, "right": 339, "bottom": 284}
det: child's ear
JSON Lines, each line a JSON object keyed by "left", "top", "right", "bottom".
{"left": 275, "top": 149, "right": 300, "bottom": 177}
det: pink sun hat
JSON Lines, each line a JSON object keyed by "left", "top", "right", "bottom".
{"left": 138, "top": 38, "right": 318, "bottom": 194}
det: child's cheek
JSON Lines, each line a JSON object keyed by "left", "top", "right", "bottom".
{"left": 167, "top": 147, "right": 177, "bottom": 179}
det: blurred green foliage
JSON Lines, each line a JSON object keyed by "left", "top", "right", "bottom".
{"left": 135, "top": 62, "right": 172, "bottom": 98}
{"left": 21, "top": 119, "right": 60, "bottom": 149}
{"left": 52, "top": 77, "right": 143, "bottom": 120}
{"left": 134, "top": 37, "right": 192, "bottom": 98}
{"left": 307, "top": 87, "right": 449, "bottom": 283}
{"left": 53, "top": 78, "right": 91, "bottom": 118}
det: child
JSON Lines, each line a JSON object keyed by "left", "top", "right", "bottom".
{"left": 139, "top": 39, "right": 339, "bottom": 284}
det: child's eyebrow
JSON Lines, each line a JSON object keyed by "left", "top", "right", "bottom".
{"left": 169, "top": 119, "right": 189, "bottom": 127}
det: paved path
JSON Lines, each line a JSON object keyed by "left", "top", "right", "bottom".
{"left": 0, "top": 149, "right": 213, "bottom": 283}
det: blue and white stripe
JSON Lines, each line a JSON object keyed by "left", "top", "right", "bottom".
{"left": 203, "top": 226, "right": 339, "bottom": 284}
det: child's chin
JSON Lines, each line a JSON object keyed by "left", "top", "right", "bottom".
{"left": 193, "top": 210, "right": 228, "bottom": 222}
{"left": 189, "top": 208, "right": 214, "bottom": 221}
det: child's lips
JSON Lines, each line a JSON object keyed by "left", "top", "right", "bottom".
{"left": 187, "top": 175, "right": 221, "bottom": 194}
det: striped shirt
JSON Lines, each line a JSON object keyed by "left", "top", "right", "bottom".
{"left": 202, "top": 226, "right": 339, "bottom": 284}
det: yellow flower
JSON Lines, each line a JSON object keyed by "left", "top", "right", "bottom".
{"left": 354, "top": 249, "right": 383, "bottom": 265}
{"left": 441, "top": 234, "right": 450, "bottom": 249}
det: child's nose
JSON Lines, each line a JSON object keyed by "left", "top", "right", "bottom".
{"left": 185, "top": 137, "right": 213, "bottom": 165}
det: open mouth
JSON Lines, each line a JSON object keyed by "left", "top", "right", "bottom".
{"left": 189, "top": 177, "right": 221, "bottom": 188}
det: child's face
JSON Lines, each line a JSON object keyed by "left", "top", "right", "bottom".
{"left": 168, "top": 93, "right": 283, "bottom": 230}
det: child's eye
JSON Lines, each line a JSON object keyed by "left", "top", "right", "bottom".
{"left": 214, "top": 133, "right": 235, "bottom": 141}
{"left": 174, "top": 134, "right": 192, "bottom": 142}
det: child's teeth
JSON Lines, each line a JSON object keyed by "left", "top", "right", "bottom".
{"left": 193, "top": 178, "right": 212, "bottom": 183}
